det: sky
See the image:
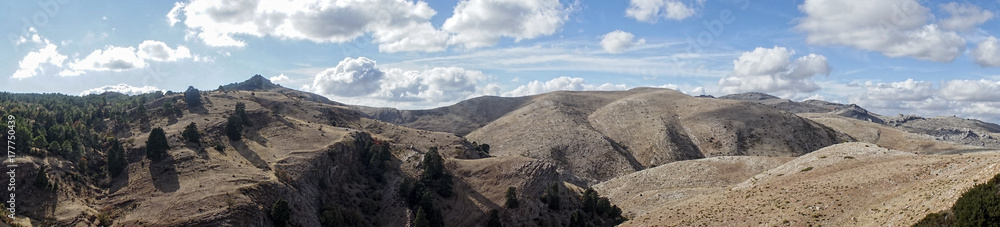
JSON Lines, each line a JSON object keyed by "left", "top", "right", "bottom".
{"left": 2, "top": 0, "right": 1000, "bottom": 122}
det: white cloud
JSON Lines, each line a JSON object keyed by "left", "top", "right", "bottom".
{"left": 626, "top": 0, "right": 702, "bottom": 23}
{"left": 172, "top": 0, "right": 449, "bottom": 52}
{"left": 503, "top": 76, "right": 627, "bottom": 97}
{"left": 167, "top": 2, "right": 185, "bottom": 26}
{"left": 80, "top": 84, "right": 163, "bottom": 96}
{"left": 12, "top": 43, "right": 68, "bottom": 79}
{"left": 718, "top": 46, "right": 830, "bottom": 96}
{"left": 601, "top": 30, "right": 645, "bottom": 54}
{"left": 308, "top": 57, "right": 385, "bottom": 97}
{"left": 269, "top": 74, "right": 290, "bottom": 83}
{"left": 305, "top": 56, "right": 495, "bottom": 108}
{"left": 938, "top": 2, "right": 993, "bottom": 31}
{"left": 861, "top": 78, "right": 935, "bottom": 101}
{"left": 796, "top": 0, "right": 966, "bottom": 62}
{"left": 845, "top": 78, "right": 1000, "bottom": 122}
{"left": 68, "top": 46, "right": 147, "bottom": 72}
{"left": 442, "top": 0, "right": 572, "bottom": 49}
{"left": 972, "top": 36, "right": 1000, "bottom": 67}
{"left": 940, "top": 79, "right": 1000, "bottom": 101}
{"left": 137, "top": 40, "right": 192, "bottom": 62}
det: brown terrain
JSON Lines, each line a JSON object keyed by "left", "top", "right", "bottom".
{"left": 9, "top": 76, "right": 1000, "bottom": 226}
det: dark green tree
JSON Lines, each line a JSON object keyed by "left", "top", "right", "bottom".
{"left": 486, "top": 209, "right": 503, "bottom": 227}
{"left": 145, "top": 127, "right": 169, "bottom": 160}
{"left": 34, "top": 166, "right": 50, "bottom": 189}
{"left": 182, "top": 122, "right": 201, "bottom": 144}
{"left": 107, "top": 139, "right": 127, "bottom": 177}
{"left": 414, "top": 207, "right": 430, "bottom": 227}
{"left": 541, "top": 182, "right": 561, "bottom": 210}
{"left": 226, "top": 115, "right": 243, "bottom": 141}
{"left": 582, "top": 188, "right": 598, "bottom": 213}
{"left": 32, "top": 134, "right": 47, "bottom": 150}
{"left": 271, "top": 199, "right": 291, "bottom": 227}
{"left": 505, "top": 187, "right": 519, "bottom": 209}
{"left": 48, "top": 140, "right": 61, "bottom": 153}
{"left": 235, "top": 102, "right": 249, "bottom": 126}
{"left": 184, "top": 86, "right": 202, "bottom": 107}
{"left": 421, "top": 147, "right": 452, "bottom": 197}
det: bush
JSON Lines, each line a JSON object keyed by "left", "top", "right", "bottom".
{"left": 913, "top": 173, "right": 1000, "bottom": 227}
{"left": 182, "top": 122, "right": 201, "bottom": 144}
{"left": 505, "top": 187, "right": 519, "bottom": 209}
{"left": 184, "top": 86, "right": 201, "bottom": 107}
{"left": 145, "top": 127, "right": 169, "bottom": 160}
{"left": 271, "top": 199, "right": 291, "bottom": 227}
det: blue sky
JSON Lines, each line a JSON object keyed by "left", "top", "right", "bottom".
{"left": 3, "top": 0, "right": 1000, "bottom": 122}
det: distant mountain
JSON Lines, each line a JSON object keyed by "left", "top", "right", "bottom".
{"left": 719, "top": 92, "right": 1000, "bottom": 149}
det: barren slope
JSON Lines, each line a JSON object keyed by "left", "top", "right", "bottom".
{"left": 624, "top": 142, "right": 1000, "bottom": 226}
{"left": 467, "top": 88, "right": 844, "bottom": 185}
{"left": 801, "top": 113, "right": 981, "bottom": 154}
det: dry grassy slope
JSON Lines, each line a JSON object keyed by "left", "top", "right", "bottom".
{"left": 625, "top": 142, "right": 1000, "bottom": 226}
{"left": 591, "top": 156, "right": 792, "bottom": 219}
{"left": 801, "top": 113, "right": 982, "bottom": 154}
{"left": 90, "top": 89, "right": 474, "bottom": 226}
{"left": 468, "top": 88, "right": 844, "bottom": 185}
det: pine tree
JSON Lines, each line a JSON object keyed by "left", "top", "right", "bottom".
{"left": 271, "top": 199, "right": 291, "bottom": 227}
{"left": 33, "top": 166, "right": 50, "bottom": 189}
{"left": 226, "top": 116, "right": 243, "bottom": 141}
{"left": 505, "top": 187, "right": 519, "bottom": 209}
{"left": 107, "top": 139, "right": 127, "bottom": 177}
{"left": 182, "top": 122, "right": 201, "bottom": 144}
{"left": 184, "top": 86, "right": 202, "bottom": 107}
{"left": 413, "top": 207, "right": 430, "bottom": 227}
{"left": 145, "top": 127, "right": 169, "bottom": 160}
{"left": 486, "top": 209, "right": 503, "bottom": 227}
{"left": 235, "top": 102, "right": 249, "bottom": 126}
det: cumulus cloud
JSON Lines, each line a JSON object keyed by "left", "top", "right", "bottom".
{"left": 503, "top": 76, "right": 627, "bottom": 97}
{"left": 601, "top": 30, "right": 645, "bottom": 54}
{"left": 12, "top": 43, "right": 68, "bottom": 79}
{"left": 861, "top": 78, "right": 935, "bottom": 101}
{"left": 796, "top": 0, "right": 966, "bottom": 62}
{"left": 137, "top": 40, "right": 192, "bottom": 62}
{"left": 972, "top": 36, "right": 1000, "bottom": 67}
{"left": 847, "top": 78, "right": 1000, "bottom": 122}
{"left": 938, "top": 2, "right": 993, "bottom": 31}
{"left": 626, "top": 0, "right": 703, "bottom": 23}
{"left": 443, "top": 0, "right": 572, "bottom": 49}
{"left": 718, "top": 46, "right": 830, "bottom": 96}
{"left": 80, "top": 84, "right": 163, "bottom": 96}
{"left": 69, "top": 46, "right": 147, "bottom": 72}
{"left": 269, "top": 74, "right": 290, "bottom": 83}
{"left": 940, "top": 79, "right": 1000, "bottom": 101}
{"left": 306, "top": 57, "right": 492, "bottom": 105}
{"left": 171, "top": 0, "right": 449, "bottom": 52}
{"left": 308, "top": 57, "right": 386, "bottom": 97}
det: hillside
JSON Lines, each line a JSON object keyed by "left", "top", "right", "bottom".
{"left": 466, "top": 88, "right": 846, "bottom": 185}
{"left": 619, "top": 142, "right": 1000, "bottom": 226}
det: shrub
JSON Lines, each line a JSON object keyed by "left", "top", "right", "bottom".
{"left": 914, "top": 173, "right": 1000, "bottom": 227}
{"left": 271, "top": 199, "right": 291, "bottom": 227}
{"left": 182, "top": 122, "right": 201, "bottom": 144}
{"left": 800, "top": 166, "right": 814, "bottom": 172}
{"left": 145, "top": 127, "right": 169, "bottom": 160}
{"left": 505, "top": 187, "right": 519, "bottom": 209}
